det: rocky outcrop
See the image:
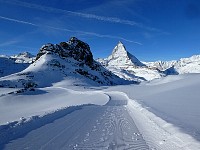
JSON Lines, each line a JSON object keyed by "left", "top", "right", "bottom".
{"left": 36, "top": 37, "right": 93, "bottom": 66}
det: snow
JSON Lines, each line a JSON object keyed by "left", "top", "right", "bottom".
{"left": 107, "top": 73, "right": 200, "bottom": 149}
{"left": 0, "top": 90, "right": 149, "bottom": 150}
{"left": 97, "top": 42, "right": 165, "bottom": 81}
{"left": 0, "top": 73, "right": 200, "bottom": 149}
{"left": 0, "top": 87, "right": 109, "bottom": 125}
{"left": 1, "top": 40, "right": 200, "bottom": 149}
{"left": 10, "top": 52, "right": 35, "bottom": 63}
{"left": 0, "top": 52, "right": 35, "bottom": 78}
{"left": 0, "top": 56, "right": 29, "bottom": 78}
{"left": 97, "top": 41, "right": 200, "bottom": 82}
{"left": 145, "top": 54, "right": 200, "bottom": 74}
{"left": 0, "top": 53, "right": 126, "bottom": 89}
{"left": 107, "top": 41, "right": 144, "bottom": 67}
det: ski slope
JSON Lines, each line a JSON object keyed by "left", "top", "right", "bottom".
{"left": 1, "top": 91, "right": 149, "bottom": 150}
{"left": 1, "top": 74, "right": 200, "bottom": 149}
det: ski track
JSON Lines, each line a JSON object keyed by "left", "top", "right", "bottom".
{"left": 2, "top": 92, "right": 149, "bottom": 150}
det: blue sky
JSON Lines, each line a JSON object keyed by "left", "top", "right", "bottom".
{"left": 0, "top": 0, "right": 200, "bottom": 61}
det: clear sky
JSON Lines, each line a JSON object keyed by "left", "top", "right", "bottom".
{"left": 0, "top": 0, "right": 200, "bottom": 61}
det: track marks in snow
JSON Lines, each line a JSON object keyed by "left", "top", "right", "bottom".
{"left": 2, "top": 91, "right": 149, "bottom": 150}
{"left": 68, "top": 92, "right": 148, "bottom": 149}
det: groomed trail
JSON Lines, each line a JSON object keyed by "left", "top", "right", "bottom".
{"left": 2, "top": 92, "right": 149, "bottom": 150}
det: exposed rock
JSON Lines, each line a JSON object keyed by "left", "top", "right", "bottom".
{"left": 36, "top": 37, "right": 93, "bottom": 66}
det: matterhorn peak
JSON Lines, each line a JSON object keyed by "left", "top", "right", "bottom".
{"left": 112, "top": 41, "right": 127, "bottom": 55}
{"left": 108, "top": 41, "right": 145, "bottom": 67}
{"left": 118, "top": 41, "right": 123, "bottom": 45}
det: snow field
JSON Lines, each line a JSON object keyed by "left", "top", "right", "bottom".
{"left": 0, "top": 87, "right": 109, "bottom": 125}
{"left": 1, "top": 74, "right": 200, "bottom": 149}
{"left": 0, "top": 91, "right": 149, "bottom": 150}
{"left": 127, "top": 98, "right": 200, "bottom": 150}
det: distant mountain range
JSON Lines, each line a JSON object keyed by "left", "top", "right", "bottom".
{"left": 97, "top": 41, "right": 200, "bottom": 81}
{"left": 0, "top": 38, "right": 199, "bottom": 90}
{"left": 0, "top": 52, "right": 35, "bottom": 78}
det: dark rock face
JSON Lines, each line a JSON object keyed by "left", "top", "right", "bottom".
{"left": 163, "top": 66, "right": 179, "bottom": 75}
{"left": 36, "top": 37, "right": 93, "bottom": 66}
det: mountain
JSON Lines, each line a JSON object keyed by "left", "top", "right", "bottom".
{"left": 97, "top": 42, "right": 200, "bottom": 81}
{"left": 107, "top": 41, "right": 145, "bottom": 67}
{"left": 10, "top": 52, "right": 35, "bottom": 63}
{"left": 97, "top": 42, "right": 165, "bottom": 81}
{"left": 0, "top": 53, "right": 35, "bottom": 78}
{"left": 0, "top": 37, "right": 129, "bottom": 89}
{"left": 145, "top": 55, "right": 200, "bottom": 74}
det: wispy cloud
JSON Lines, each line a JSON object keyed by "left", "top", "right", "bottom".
{"left": 0, "top": 39, "right": 20, "bottom": 47}
{"left": 0, "top": 15, "right": 142, "bottom": 45}
{"left": 0, "top": 15, "right": 38, "bottom": 26}
{"left": 0, "top": 0, "right": 167, "bottom": 34}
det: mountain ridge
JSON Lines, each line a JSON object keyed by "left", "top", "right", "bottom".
{"left": 97, "top": 42, "right": 200, "bottom": 81}
{"left": 0, "top": 37, "right": 130, "bottom": 89}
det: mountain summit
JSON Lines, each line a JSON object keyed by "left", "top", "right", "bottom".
{"left": 107, "top": 41, "right": 145, "bottom": 68}
{"left": 97, "top": 42, "right": 164, "bottom": 81}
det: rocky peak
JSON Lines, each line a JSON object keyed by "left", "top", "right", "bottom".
{"left": 107, "top": 41, "right": 145, "bottom": 67}
{"left": 109, "top": 41, "right": 127, "bottom": 60}
{"left": 36, "top": 37, "right": 93, "bottom": 66}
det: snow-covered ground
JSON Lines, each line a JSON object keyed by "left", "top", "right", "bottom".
{"left": 0, "top": 87, "right": 109, "bottom": 125}
{"left": 0, "top": 74, "right": 200, "bottom": 149}
{"left": 107, "top": 73, "right": 200, "bottom": 149}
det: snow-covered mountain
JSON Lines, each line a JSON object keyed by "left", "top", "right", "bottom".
{"left": 97, "top": 42, "right": 165, "bottom": 81}
{"left": 0, "top": 37, "right": 128, "bottom": 89}
{"left": 10, "top": 52, "right": 35, "bottom": 63}
{"left": 107, "top": 41, "right": 145, "bottom": 67}
{"left": 145, "top": 55, "right": 200, "bottom": 74}
{"left": 0, "top": 52, "right": 35, "bottom": 78}
{"left": 97, "top": 42, "right": 200, "bottom": 81}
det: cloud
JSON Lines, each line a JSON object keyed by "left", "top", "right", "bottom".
{"left": 0, "top": 15, "right": 142, "bottom": 45}
{"left": 0, "top": 15, "right": 38, "bottom": 26}
{"left": 0, "top": 0, "right": 167, "bottom": 34}
{"left": 0, "top": 39, "right": 20, "bottom": 47}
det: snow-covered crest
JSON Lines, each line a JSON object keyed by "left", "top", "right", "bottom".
{"left": 108, "top": 41, "right": 145, "bottom": 67}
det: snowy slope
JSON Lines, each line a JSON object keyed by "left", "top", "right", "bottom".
{"left": 1, "top": 75, "right": 200, "bottom": 149}
{"left": 107, "top": 74, "right": 200, "bottom": 149}
{"left": 0, "top": 87, "right": 110, "bottom": 125}
{"left": 0, "top": 37, "right": 128, "bottom": 89}
{"left": 97, "top": 42, "right": 165, "bottom": 81}
{"left": 0, "top": 90, "right": 150, "bottom": 150}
